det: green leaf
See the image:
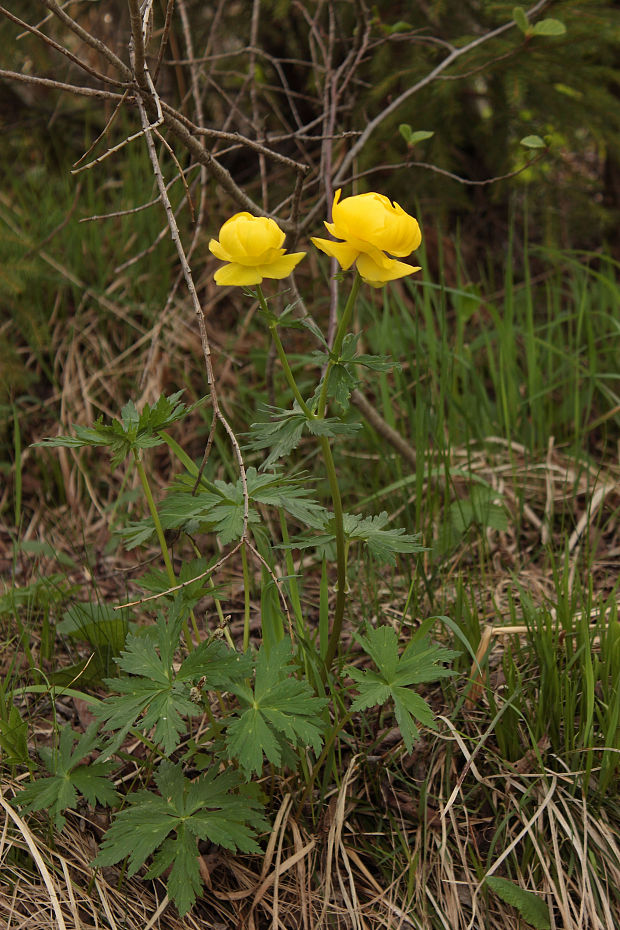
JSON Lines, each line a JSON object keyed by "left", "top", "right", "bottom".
{"left": 58, "top": 600, "right": 130, "bottom": 653}
{"left": 553, "top": 83, "right": 582, "bottom": 100}
{"left": 245, "top": 405, "right": 308, "bottom": 467}
{"left": 383, "top": 20, "right": 412, "bottom": 35}
{"left": 348, "top": 626, "right": 457, "bottom": 753}
{"left": 141, "top": 468, "right": 329, "bottom": 547}
{"left": 226, "top": 639, "right": 327, "bottom": 776}
{"left": 16, "top": 724, "right": 118, "bottom": 831}
{"left": 33, "top": 392, "right": 204, "bottom": 468}
{"left": 0, "top": 705, "right": 29, "bottom": 766}
{"left": 520, "top": 135, "right": 546, "bottom": 149}
{"left": 486, "top": 877, "right": 551, "bottom": 929}
{"left": 532, "top": 18, "right": 566, "bottom": 37}
{"left": 399, "top": 125, "right": 434, "bottom": 145}
{"left": 305, "top": 417, "right": 361, "bottom": 439}
{"left": 286, "top": 510, "right": 424, "bottom": 565}
{"left": 299, "top": 314, "right": 329, "bottom": 348}
{"left": 246, "top": 405, "right": 360, "bottom": 468}
{"left": 512, "top": 7, "right": 529, "bottom": 34}
{"left": 316, "top": 334, "right": 397, "bottom": 409}
{"left": 406, "top": 129, "right": 435, "bottom": 145}
{"left": 94, "top": 761, "right": 267, "bottom": 915}
{"left": 449, "top": 485, "right": 508, "bottom": 534}
{"left": 95, "top": 615, "right": 248, "bottom": 756}
{"left": 343, "top": 512, "right": 424, "bottom": 565}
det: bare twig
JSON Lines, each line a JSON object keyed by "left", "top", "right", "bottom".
{"left": 127, "top": 0, "right": 148, "bottom": 81}
{"left": 344, "top": 150, "right": 548, "bottom": 189}
{"left": 0, "top": 5, "right": 126, "bottom": 87}
{"left": 0, "top": 68, "right": 122, "bottom": 100}
{"left": 153, "top": 0, "right": 176, "bottom": 83}
{"left": 40, "top": 0, "right": 132, "bottom": 80}
{"left": 333, "top": 0, "right": 551, "bottom": 187}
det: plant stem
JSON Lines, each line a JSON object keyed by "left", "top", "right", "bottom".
{"left": 318, "top": 436, "right": 347, "bottom": 670}
{"left": 134, "top": 451, "right": 177, "bottom": 587}
{"left": 317, "top": 274, "right": 361, "bottom": 668}
{"left": 133, "top": 450, "right": 194, "bottom": 649}
{"left": 256, "top": 277, "right": 362, "bottom": 671}
{"left": 317, "top": 272, "right": 362, "bottom": 417}
{"left": 255, "top": 285, "right": 313, "bottom": 416}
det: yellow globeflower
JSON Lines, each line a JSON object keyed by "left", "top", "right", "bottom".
{"left": 209, "top": 212, "right": 305, "bottom": 286}
{"left": 311, "top": 189, "right": 422, "bottom": 287}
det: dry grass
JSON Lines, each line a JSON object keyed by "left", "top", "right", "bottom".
{"left": 3, "top": 733, "right": 619, "bottom": 930}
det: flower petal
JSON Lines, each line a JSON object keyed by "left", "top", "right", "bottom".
{"left": 257, "top": 251, "right": 306, "bottom": 279}
{"left": 208, "top": 237, "right": 232, "bottom": 262}
{"left": 356, "top": 251, "right": 421, "bottom": 286}
{"left": 330, "top": 190, "right": 422, "bottom": 258}
{"left": 214, "top": 262, "right": 264, "bottom": 286}
{"left": 218, "top": 213, "right": 284, "bottom": 264}
{"left": 310, "top": 237, "right": 359, "bottom": 270}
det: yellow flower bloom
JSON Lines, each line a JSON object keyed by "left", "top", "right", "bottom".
{"left": 311, "top": 189, "right": 422, "bottom": 287}
{"left": 209, "top": 212, "right": 306, "bottom": 286}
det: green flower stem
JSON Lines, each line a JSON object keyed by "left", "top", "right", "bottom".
{"left": 317, "top": 272, "right": 362, "bottom": 418}
{"left": 256, "top": 285, "right": 313, "bottom": 417}
{"left": 317, "top": 274, "right": 362, "bottom": 668}
{"left": 134, "top": 452, "right": 176, "bottom": 586}
{"left": 133, "top": 451, "right": 194, "bottom": 649}
{"left": 295, "top": 709, "right": 354, "bottom": 817}
{"left": 318, "top": 434, "right": 347, "bottom": 670}
{"left": 256, "top": 277, "right": 363, "bottom": 671}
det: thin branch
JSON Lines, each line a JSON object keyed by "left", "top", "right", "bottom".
{"left": 127, "top": 0, "right": 147, "bottom": 81}
{"left": 153, "top": 0, "right": 176, "bottom": 83}
{"left": 334, "top": 0, "right": 550, "bottom": 187}
{"left": 73, "top": 90, "right": 130, "bottom": 169}
{"left": 343, "top": 151, "right": 548, "bottom": 189}
{"left": 181, "top": 125, "right": 309, "bottom": 174}
{"left": 0, "top": 68, "right": 123, "bottom": 100}
{"left": 0, "top": 5, "right": 126, "bottom": 87}
{"left": 40, "top": 0, "right": 132, "bottom": 80}
{"left": 158, "top": 101, "right": 295, "bottom": 228}
{"left": 115, "top": 542, "right": 244, "bottom": 609}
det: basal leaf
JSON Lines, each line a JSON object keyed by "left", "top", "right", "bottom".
{"left": 348, "top": 626, "right": 455, "bottom": 752}
{"left": 16, "top": 724, "right": 117, "bottom": 831}
{"left": 226, "top": 639, "right": 327, "bottom": 776}
{"left": 148, "top": 827, "right": 202, "bottom": 917}
{"left": 94, "top": 761, "right": 266, "bottom": 914}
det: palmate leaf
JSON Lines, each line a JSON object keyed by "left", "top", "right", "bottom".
{"left": 349, "top": 626, "right": 458, "bottom": 752}
{"left": 16, "top": 723, "right": 118, "bottom": 831}
{"left": 289, "top": 511, "right": 424, "bottom": 566}
{"left": 95, "top": 614, "right": 250, "bottom": 756}
{"left": 33, "top": 392, "right": 204, "bottom": 468}
{"left": 343, "top": 512, "right": 424, "bottom": 564}
{"left": 94, "top": 760, "right": 268, "bottom": 915}
{"left": 246, "top": 404, "right": 360, "bottom": 469}
{"left": 129, "top": 467, "right": 330, "bottom": 548}
{"left": 226, "top": 638, "right": 328, "bottom": 776}
{"left": 311, "top": 333, "right": 398, "bottom": 408}
{"left": 245, "top": 405, "right": 307, "bottom": 467}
